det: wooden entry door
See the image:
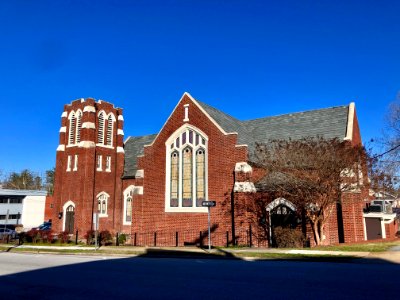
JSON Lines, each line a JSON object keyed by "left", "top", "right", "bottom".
{"left": 65, "top": 205, "right": 75, "bottom": 233}
{"left": 365, "top": 217, "right": 382, "bottom": 240}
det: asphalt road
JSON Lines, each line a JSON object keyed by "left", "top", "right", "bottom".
{"left": 0, "top": 252, "right": 399, "bottom": 299}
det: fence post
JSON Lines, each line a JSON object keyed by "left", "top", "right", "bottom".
{"left": 249, "top": 224, "right": 252, "bottom": 248}
{"left": 226, "top": 231, "right": 229, "bottom": 247}
{"left": 200, "top": 231, "right": 203, "bottom": 248}
{"left": 134, "top": 233, "right": 137, "bottom": 246}
{"left": 116, "top": 232, "right": 119, "bottom": 246}
{"left": 75, "top": 230, "right": 78, "bottom": 245}
{"left": 175, "top": 231, "right": 178, "bottom": 247}
{"left": 154, "top": 232, "right": 157, "bottom": 247}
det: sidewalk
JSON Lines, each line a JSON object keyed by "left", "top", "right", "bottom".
{"left": 1, "top": 243, "right": 373, "bottom": 259}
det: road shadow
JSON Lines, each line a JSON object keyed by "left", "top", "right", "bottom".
{"left": 0, "top": 250, "right": 399, "bottom": 299}
{"left": 142, "top": 247, "right": 240, "bottom": 260}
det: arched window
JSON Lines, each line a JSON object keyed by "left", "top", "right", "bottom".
{"left": 68, "top": 112, "right": 76, "bottom": 145}
{"left": 75, "top": 110, "right": 82, "bottom": 144}
{"left": 97, "top": 193, "right": 108, "bottom": 217}
{"left": 170, "top": 151, "right": 179, "bottom": 207}
{"left": 123, "top": 186, "right": 136, "bottom": 224}
{"left": 126, "top": 196, "right": 132, "bottom": 222}
{"left": 166, "top": 126, "right": 208, "bottom": 211}
{"left": 106, "top": 114, "right": 113, "bottom": 146}
{"left": 182, "top": 146, "right": 193, "bottom": 207}
{"left": 196, "top": 148, "right": 206, "bottom": 207}
{"left": 98, "top": 112, "right": 105, "bottom": 144}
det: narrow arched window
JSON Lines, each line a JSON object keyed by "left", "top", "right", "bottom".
{"left": 170, "top": 151, "right": 179, "bottom": 207}
{"left": 98, "top": 112, "right": 105, "bottom": 144}
{"left": 196, "top": 148, "right": 205, "bottom": 207}
{"left": 68, "top": 112, "right": 76, "bottom": 145}
{"left": 97, "top": 193, "right": 108, "bottom": 216}
{"left": 123, "top": 187, "right": 134, "bottom": 224}
{"left": 76, "top": 110, "right": 82, "bottom": 143}
{"left": 106, "top": 114, "right": 113, "bottom": 146}
{"left": 126, "top": 196, "right": 132, "bottom": 222}
{"left": 182, "top": 146, "right": 193, "bottom": 207}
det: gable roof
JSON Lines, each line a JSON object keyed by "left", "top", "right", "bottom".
{"left": 123, "top": 134, "right": 157, "bottom": 178}
{"left": 122, "top": 93, "right": 351, "bottom": 177}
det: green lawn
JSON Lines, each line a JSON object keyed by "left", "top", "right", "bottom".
{"left": 313, "top": 240, "right": 400, "bottom": 252}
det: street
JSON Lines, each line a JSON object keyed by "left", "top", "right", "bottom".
{"left": 0, "top": 252, "right": 398, "bottom": 299}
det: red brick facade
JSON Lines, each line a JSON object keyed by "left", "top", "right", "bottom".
{"left": 50, "top": 93, "right": 370, "bottom": 247}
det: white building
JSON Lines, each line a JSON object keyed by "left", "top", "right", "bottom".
{"left": 0, "top": 189, "right": 47, "bottom": 230}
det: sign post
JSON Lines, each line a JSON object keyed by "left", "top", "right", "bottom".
{"left": 93, "top": 213, "right": 99, "bottom": 250}
{"left": 201, "top": 201, "right": 216, "bottom": 251}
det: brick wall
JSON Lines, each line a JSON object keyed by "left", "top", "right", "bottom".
{"left": 51, "top": 98, "right": 124, "bottom": 237}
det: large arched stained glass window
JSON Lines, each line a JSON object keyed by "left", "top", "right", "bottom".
{"left": 166, "top": 126, "right": 208, "bottom": 211}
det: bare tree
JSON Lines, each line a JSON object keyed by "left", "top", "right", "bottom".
{"left": 254, "top": 137, "right": 366, "bottom": 246}
{"left": 45, "top": 168, "right": 55, "bottom": 195}
{"left": 368, "top": 93, "right": 400, "bottom": 196}
{"left": 3, "top": 169, "right": 43, "bottom": 190}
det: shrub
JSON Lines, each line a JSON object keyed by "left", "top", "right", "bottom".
{"left": 41, "top": 230, "right": 54, "bottom": 243}
{"left": 58, "top": 231, "right": 70, "bottom": 244}
{"left": 25, "top": 229, "right": 41, "bottom": 243}
{"left": 85, "top": 230, "right": 95, "bottom": 245}
{"left": 118, "top": 233, "right": 127, "bottom": 245}
{"left": 99, "top": 230, "right": 112, "bottom": 246}
{"left": 273, "top": 226, "right": 305, "bottom": 248}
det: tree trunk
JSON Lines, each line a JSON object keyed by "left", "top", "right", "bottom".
{"left": 311, "top": 221, "right": 321, "bottom": 246}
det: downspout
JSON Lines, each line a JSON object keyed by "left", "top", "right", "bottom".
{"left": 231, "top": 170, "right": 236, "bottom": 246}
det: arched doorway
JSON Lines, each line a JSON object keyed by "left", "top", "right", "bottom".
{"left": 266, "top": 198, "right": 298, "bottom": 246}
{"left": 270, "top": 204, "right": 297, "bottom": 229}
{"left": 65, "top": 205, "right": 75, "bottom": 233}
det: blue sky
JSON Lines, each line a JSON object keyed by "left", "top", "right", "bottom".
{"left": 1, "top": 0, "right": 399, "bottom": 177}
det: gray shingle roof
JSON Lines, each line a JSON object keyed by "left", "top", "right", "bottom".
{"left": 196, "top": 100, "right": 349, "bottom": 160}
{"left": 123, "top": 99, "right": 350, "bottom": 176}
{"left": 123, "top": 134, "right": 157, "bottom": 178}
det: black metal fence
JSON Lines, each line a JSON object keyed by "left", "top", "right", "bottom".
{"left": 120, "top": 225, "right": 263, "bottom": 248}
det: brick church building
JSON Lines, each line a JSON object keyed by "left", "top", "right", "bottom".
{"left": 49, "top": 92, "right": 367, "bottom": 246}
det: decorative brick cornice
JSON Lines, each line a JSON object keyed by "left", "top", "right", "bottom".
{"left": 79, "top": 141, "right": 96, "bottom": 148}
{"left": 234, "top": 182, "right": 256, "bottom": 193}
{"left": 235, "top": 162, "right": 252, "bottom": 173}
{"left": 83, "top": 105, "right": 96, "bottom": 113}
{"left": 82, "top": 122, "right": 95, "bottom": 129}
{"left": 135, "top": 169, "right": 144, "bottom": 178}
{"left": 117, "top": 146, "right": 125, "bottom": 153}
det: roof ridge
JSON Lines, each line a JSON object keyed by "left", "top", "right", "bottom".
{"left": 125, "top": 133, "right": 158, "bottom": 140}
{"left": 195, "top": 99, "right": 242, "bottom": 123}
